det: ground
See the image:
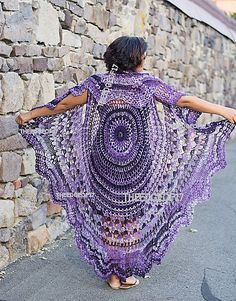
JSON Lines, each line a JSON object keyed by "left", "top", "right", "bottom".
{"left": 0, "top": 139, "right": 235, "bottom": 301}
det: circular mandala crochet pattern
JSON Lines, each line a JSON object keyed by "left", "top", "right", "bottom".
{"left": 19, "top": 71, "right": 236, "bottom": 282}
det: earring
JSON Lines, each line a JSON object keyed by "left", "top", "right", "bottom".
{"left": 111, "top": 64, "right": 119, "bottom": 72}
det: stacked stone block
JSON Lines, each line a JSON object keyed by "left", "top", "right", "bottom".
{"left": 0, "top": 0, "right": 236, "bottom": 269}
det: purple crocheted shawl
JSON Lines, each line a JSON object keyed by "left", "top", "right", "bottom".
{"left": 19, "top": 71, "right": 235, "bottom": 281}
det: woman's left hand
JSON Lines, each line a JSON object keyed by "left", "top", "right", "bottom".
{"left": 15, "top": 112, "right": 33, "bottom": 125}
{"left": 219, "top": 107, "right": 236, "bottom": 124}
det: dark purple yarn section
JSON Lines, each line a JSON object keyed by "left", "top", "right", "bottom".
{"left": 18, "top": 71, "right": 236, "bottom": 282}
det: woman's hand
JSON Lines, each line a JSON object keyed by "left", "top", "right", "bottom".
{"left": 219, "top": 107, "right": 236, "bottom": 124}
{"left": 177, "top": 96, "right": 236, "bottom": 124}
{"left": 15, "top": 111, "right": 33, "bottom": 125}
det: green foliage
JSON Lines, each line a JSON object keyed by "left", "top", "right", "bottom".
{"left": 230, "top": 12, "right": 236, "bottom": 20}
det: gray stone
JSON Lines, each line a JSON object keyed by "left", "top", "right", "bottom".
{"left": 42, "top": 46, "right": 59, "bottom": 58}
{"left": 61, "top": 30, "right": 81, "bottom": 48}
{"left": 2, "top": 3, "right": 34, "bottom": 42}
{"left": 57, "top": 46, "right": 70, "bottom": 57}
{"left": 21, "top": 148, "right": 36, "bottom": 175}
{"left": 67, "top": 2, "right": 84, "bottom": 17}
{"left": 15, "top": 184, "right": 38, "bottom": 216}
{"left": 36, "top": 178, "right": 50, "bottom": 205}
{"left": 93, "top": 43, "right": 106, "bottom": 59}
{"left": 0, "top": 152, "right": 22, "bottom": 182}
{"left": 106, "top": 0, "right": 116, "bottom": 11}
{"left": 29, "top": 203, "right": 47, "bottom": 230}
{"left": 84, "top": 4, "right": 109, "bottom": 30}
{"left": 74, "top": 18, "right": 87, "bottom": 34}
{"left": 61, "top": 52, "right": 72, "bottom": 67}
{"left": 0, "top": 182, "right": 14, "bottom": 199}
{"left": 74, "top": 65, "right": 94, "bottom": 81}
{"left": 0, "top": 116, "right": 19, "bottom": 139}
{"left": 0, "top": 81, "right": 2, "bottom": 107}
{"left": 86, "top": 0, "right": 96, "bottom": 4}
{"left": 0, "top": 59, "right": 10, "bottom": 72}
{"left": 14, "top": 187, "right": 23, "bottom": 199}
{"left": 62, "top": 67, "right": 76, "bottom": 82}
{"left": 0, "top": 199, "right": 15, "bottom": 228}
{"left": 58, "top": 9, "right": 65, "bottom": 23}
{"left": 33, "top": 57, "right": 48, "bottom": 72}
{"left": 81, "top": 36, "right": 94, "bottom": 53}
{"left": 12, "top": 44, "right": 27, "bottom": 56}
{"left": 37, "top": 73, "right": 55, "bottom": 106}
{"left": 0, "top": 134, "right": 28, "bottom": 152}
{"left": 46, "top": 216, "right": 70, "bottom": 241}
{"left": 146, "top": 35, "right": 156, "bottom": 56}
{"left": 62, "top": 9, "right": 73, "bottom": 29}
{"left": 25, "top": 45, "right": 42, "bottom": 57}
{"left": 29, "top": 176, "right": 44, "bottom": 190}
{"left": 15, "top": 57, "right": 34, "bottom": 74}
{"left": 5, "top": 217, "right": 32, "bottom": 261}
{"left": 0, "top": 42, "right": 12, "bottom": 57}
{"left": 35, "top": 0, "right": 60, "bottom": 45}
{"left": 167, "top": 69, "right": 182, "bottom": 79}
{"left": 23, "top": 73, "right": 41, "bottom": 110}
{"left": 109, "top": 13, "right": 118, "bottom": 27}
{"left": 0, "top": 245, "right": 9, "bottom": 269}
{"left": 53, "top": 71, "right": 64, "bottom": 83}
{"left": 0, "top": 228, "right": 11, "bottom": 242}
{"left": 86, "top": 23, "right": 106, "bottom": 43}
{"left": 69, "top": 52, "right": 81, "bottom": 67}
{"left": 48, "top": 0, "right": 66, "bottom": 7}
{"left": 0, "top": 6, "right": 4, "bottom": 31}
{"left": 48, "top": 58, "right": 64, "bottom": 71}
{"left": 2, "top": 0, "right": 20, "bottom": 11}
{"left": 77, "top": 0, "right": 85, "bottom": 7}
{"left": 0, "top": 187, "right": 4, "bottom": 198}
{"left": 6, "top": 58, "right": 17, "bottom": 70}
{"left": 212, "top": 77, "right": 224, "bottom": 93}
{"left": 20, "top": 176, "right": 30, "bottom": 188}
{"left": 0, "top": 72, "right": 24, "bottom": 114}
{"left": 159, "top": 15, "right": 171, "bottom": 32}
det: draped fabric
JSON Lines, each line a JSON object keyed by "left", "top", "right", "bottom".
{"left": 18, "top": 71, "right": 236, "bottom": 282}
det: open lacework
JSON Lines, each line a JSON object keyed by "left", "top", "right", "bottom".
{"left": 19, "top": 72, "right": 235, "bottom": 282}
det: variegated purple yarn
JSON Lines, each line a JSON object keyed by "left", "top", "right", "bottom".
{"left": 19, "top": 71, "right": 236, "bottom": 282}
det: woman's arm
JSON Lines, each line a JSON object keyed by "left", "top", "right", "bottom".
{"left": 176, "top": 95, "right": 236, "bottom": 124}
{"left": 16, "top": 90, "right": 88, "bottom": 125}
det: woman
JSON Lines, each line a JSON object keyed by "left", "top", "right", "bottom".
{"left": 16, "top": 36, "right": 236, "bottom": 290}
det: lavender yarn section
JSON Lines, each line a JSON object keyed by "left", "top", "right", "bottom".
{"left": 18, "top": 71, "right": 236, "bottom": 282}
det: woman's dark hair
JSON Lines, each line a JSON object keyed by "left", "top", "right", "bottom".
{"left": 103, "top": 36, "right": 148, "bottom": 72}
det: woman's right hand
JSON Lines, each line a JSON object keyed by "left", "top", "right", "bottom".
{"left": 15, "top": 111, "right": 33, "bottom": 125}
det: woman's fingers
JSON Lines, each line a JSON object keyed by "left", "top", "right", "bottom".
{"left": 231, "top": 110, "right": 236, "bottom": 123}
{"left": 15, "top": 114, "right": 26, "bottom": 125}
{"left": 15, "top": 116, "right": 20, "bottom": 125}
{"left": 16, "top": 116, "right": 21, "bottom": 125}
{"left": 224, "top": 108, "right": 236, "bottom": 124}
{"left": 233, "top": 112, "right": 236, "bottom": 123}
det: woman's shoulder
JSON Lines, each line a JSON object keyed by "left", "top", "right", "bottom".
{"left": 89, "top": 71, "right": 159, "bottom": 81}
{"left": 83, "top": 71, "right": 164, "bottom": 91}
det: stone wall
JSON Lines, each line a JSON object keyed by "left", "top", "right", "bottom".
{"left": 0, "top": 0, "right": 236, "bottom": 269}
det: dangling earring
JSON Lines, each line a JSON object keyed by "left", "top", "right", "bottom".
{"left": 99, "top": 64, "right": 118, "bottom": 106}
{"left": 111, "top": 64, "right": 119, "bottom": 72}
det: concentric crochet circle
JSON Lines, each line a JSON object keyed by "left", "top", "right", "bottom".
{"left": 83, "top": 99, "right": 155, "bottom": 216}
